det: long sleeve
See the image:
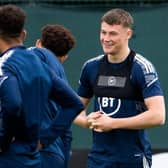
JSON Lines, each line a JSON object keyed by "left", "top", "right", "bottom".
{"left": 0, "top": 75, "right": 22, "bottom": 151}
{"left": 40, "top": 74, "right": 84, "bottom": 146}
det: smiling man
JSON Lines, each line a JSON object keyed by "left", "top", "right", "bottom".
{"left": 74, "top": 8, "right": 165, "bottom": 168}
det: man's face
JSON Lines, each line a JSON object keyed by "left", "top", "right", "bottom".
{"left": 100, "top": 21, "right": 132, "bottom": 56}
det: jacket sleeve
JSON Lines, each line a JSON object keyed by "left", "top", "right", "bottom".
{"left": 40, "top": 74, "right": 84, "bottom": 146}
{"left": 0, "top": 75, "right": 22, "bottom": 152}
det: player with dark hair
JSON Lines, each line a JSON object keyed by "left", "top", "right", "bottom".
{"left": 29, "top": 24, "right": 76, "bottom": 168}
{"left": 0, "top": 4, "right": 84, "bottom": 168}
{"left": 40, "top": 24, "right": 75, "bottom": 58}
{"left": 74, "top": 8, "right": 165, "bottom": 168}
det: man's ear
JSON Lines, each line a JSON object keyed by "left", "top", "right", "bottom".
{"left": 35, "top": 39, "right": 42, "bottom": 48}
{"left": 127, "top": 28, "right": 133, "bottom": 40}
{"left": 21, "top": 29, "right": 27, "bottom": 41}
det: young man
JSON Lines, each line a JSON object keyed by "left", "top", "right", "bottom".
{"left": 0, "top": 4, "right": 84, "bottom": 168}
{"left": 74, "top": 8, "right": 165, "bottom": 168}
{"left": 29, "top": 24, "right": 76, "bottom": 168}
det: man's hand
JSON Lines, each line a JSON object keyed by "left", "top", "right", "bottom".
{"left": 91, "top": 113, "right": 114, "bottom": 132}
{"left": 87, "top": 111, "right": 102, "bottom": 129}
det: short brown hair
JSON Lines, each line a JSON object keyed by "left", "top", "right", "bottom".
{"left": 41, "top": 24, "right": 75, "bottom": 57}
{"left": 101, "top": 8, "right": 133, "bottom": 29}
{"left": 0, "top": 4, "right": 26, "bottom": 38}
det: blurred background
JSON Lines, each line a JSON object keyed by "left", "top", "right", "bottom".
{"left": 1, "top": 0, "right": 168, "bottom": 167}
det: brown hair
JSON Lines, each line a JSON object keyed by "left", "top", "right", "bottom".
{"left": 0, "top": 4, "right": 26, "bottom": 38}
{"left": 41, "top": 24, "right": 75, "bottom": 57}
{"left": 101, "top": 8, "right": 133, "bottom": 29}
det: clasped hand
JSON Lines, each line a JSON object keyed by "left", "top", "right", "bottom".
{"left": 87, "top": 111, "right": 113, "bottom": 132}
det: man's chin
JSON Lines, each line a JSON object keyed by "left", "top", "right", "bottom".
{"left": 103, "top": 48, "right": 115, "bottom": 54}
{"left": 104, "top": 51, "right": 116, "bottom": 56}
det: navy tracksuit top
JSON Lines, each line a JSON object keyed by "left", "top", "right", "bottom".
{"left": 0, "top": 46, "right": 83, "bottom": 167}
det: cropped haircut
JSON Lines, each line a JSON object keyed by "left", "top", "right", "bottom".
{"left": 41, "top": 24, "right": 75, "bottom": 57}
{"left": 0, "top": 4, "right": 26, "bottom": 38}
{"left": 101, "top": 8, "right": 134, "bottom": 29}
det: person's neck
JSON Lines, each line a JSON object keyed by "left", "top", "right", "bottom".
{"left": 107, "top": 48, "right": 130, "bottom": 63}
{"left": 0, "top": 40, "right": 23, "bottom": 53}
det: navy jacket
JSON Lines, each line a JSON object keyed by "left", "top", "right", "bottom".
{"left": 0, "top": 46, "right": 83, "bottom": 167}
